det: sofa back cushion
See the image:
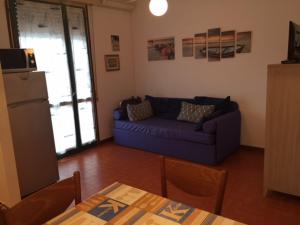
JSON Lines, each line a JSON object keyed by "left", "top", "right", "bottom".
{"left": 177, "top": 102, "right": 215, "bottom": 123}
{"left": 127, "top": 100, "right": 153, "bottom": 121}
{"left": 114, "top": 97, "right": 142, "bottom": 120}
{"left": 120, "top": 96, "right": 142, "bottom": 108}
{"left": 145, "top": 95, "right": 195, "bottom": 120}
{"left": 194, "top": 96, "right": 238, "bottom": 112}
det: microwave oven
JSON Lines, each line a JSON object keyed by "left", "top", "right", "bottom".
{"left": 0, "top": 48, "right": 37, "bottom": 73}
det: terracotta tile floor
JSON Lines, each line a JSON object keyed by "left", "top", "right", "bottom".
{"left": 58, "top": 142, "right": 300, "bottom": 225}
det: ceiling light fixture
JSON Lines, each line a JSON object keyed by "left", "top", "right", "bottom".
{"left": 149, "top": 0, "right": 168, "bottom": 17}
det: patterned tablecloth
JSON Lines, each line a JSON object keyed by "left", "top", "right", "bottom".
{"left": 46, "top": 182, "right": 246, "bottom": 225}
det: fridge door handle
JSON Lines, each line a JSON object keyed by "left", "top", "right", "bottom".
{"left": 9, "top": 99, "right": 48, "bottom": 108}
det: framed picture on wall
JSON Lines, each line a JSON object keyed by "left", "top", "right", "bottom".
{"left": 221, "top": 30, "right": 236, "bottom": 58}
{"left": 182, "top": 38, "right": 194, "bottom": 57}
{"left": 148, "top": 37, "right": 175, "bottom": 61}
{"left": 111, "top": 35, "right": 120, "bottom": 51}
{"left": 195, "top": 33, "right": 207, "bottom": 59}
{"left": 208, "top": 28, "right": 221, "bottom": 61}
{"left": 104, "top": 54, "right": 120, "bottom": 71}
{"left": 237, "top": 31, "right": 252, "bottom": 53}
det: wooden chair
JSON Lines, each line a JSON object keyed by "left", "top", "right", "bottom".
{"left": 0, "top": 171, "right": 81, "bottom": 225}
{"left": 161, "top": 157, "right": 227, "bottom": 215}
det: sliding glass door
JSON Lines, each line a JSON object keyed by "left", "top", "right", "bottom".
{"left": 67, "top": 6, "right": 96, "bottom": 145}
{"left": 12, "top": 0, "right": 98, "bottom": 156}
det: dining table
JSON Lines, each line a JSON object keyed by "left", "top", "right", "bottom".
{"left": 45, "top": 182, "right": 246, "bottom": 225}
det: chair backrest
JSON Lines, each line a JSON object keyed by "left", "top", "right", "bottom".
{"left": 0, "top": 171, "right": 81, "bottom": 225}
{"left": 161, "top": 157, "right": 227, "bottom": 215}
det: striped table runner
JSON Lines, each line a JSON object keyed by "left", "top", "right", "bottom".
{"left": 46, "top": 182, "right": 246, "bottom": 225}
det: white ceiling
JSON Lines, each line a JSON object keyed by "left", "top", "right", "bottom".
{"left": 100, "top": 0, "right": 137, "bottom": 11}
{"left": 107, "top": 0, "right": 137, "bottom": 4}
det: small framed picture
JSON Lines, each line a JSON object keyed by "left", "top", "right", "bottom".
{"left": 111, "top": 35, "right": 120, "bottom": 51}
{"left": 237, "top": 31, "right": 252, "bottom": 53}
{"left": 182, "top": 38, "right": 194, "bottom": 57}
{"left": 104, "top": 54, "right": 120, "bottom": 72}
{"left": 195, "top": 33, "right": 207, "bottom": 59}
{"left": 208, "top": 28, "right": 221, "bottom": 61}
{"left": 221, "top": 30, "right": 235, "bottom": 58}
{"left": 148, "top": 37, "right": 175, "bottom": 61}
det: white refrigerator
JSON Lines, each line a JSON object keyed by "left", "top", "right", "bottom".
{"left": 3, "top": 71, "right": 59, "bottom": 197}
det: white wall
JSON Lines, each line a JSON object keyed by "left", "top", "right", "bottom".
{"left": 131, "top": 0, "right": 300, "bottom": 148}
{"left": 89, "top": 6, "right": 135, "bottom": 140}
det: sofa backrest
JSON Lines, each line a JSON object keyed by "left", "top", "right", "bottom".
{"left": 114, "top": 96, "right": 142, "bottom": 120}
{"left": 194, "top": 96, "right": 239, "bottom": 112}
{"left": 120, "top": 96, "right": 142, "bottom": 108}
{"left": 146, "top": 95, "right": 238, "bottom": 120}
{"left": 145, "top": 95, "right": 195, "bottom": 120}
{"left": 114, "top": 95, "right": 239, "bottom": 121}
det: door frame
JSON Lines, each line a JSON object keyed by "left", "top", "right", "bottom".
{"left": 6, "top": 0, "right": 100, "bottom": 158}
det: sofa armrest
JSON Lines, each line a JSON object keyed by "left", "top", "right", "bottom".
{"left": 202, "top": 110, "right": 240, "bottom": 134}
{"left": 113, "top": 108, "right": 128, "bottom": 120}
{"left": 203, "top": 110, "right": 241, "bottom": 163}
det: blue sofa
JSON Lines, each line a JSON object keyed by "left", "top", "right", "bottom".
{"left": 113, "top": 96, "right": 241, "bottom": 165}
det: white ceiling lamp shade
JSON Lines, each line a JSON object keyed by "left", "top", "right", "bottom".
{"left": 149, "top": 0, "right": 168, "bottom": 17}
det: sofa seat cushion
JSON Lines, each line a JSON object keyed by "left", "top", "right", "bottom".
{"left": 115, "top": 118, "right": 215, "bottom": 145}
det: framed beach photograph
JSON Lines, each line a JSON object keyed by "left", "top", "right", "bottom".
{"left": 208, "top": 28, "right": 221, "bottom": 61}
{"left": 221, "top": 30, "right": 236, "bottom": 58}
{"left": 195, "top": 33, "right": 207, "bottom": 59}
{"left": 111, "top": 35, "right": 120, "bottom": 51}
{"left": 148, "top": 37, "right": 175, "bottom": 61}
{"left": 182, "top": 38, "right": 194, "bottom": 57}
{"left": 237, "top": 31, "right": 252, "bottom": 53}
{"left": 104, "top": 54, "right": 120, "bottom": 71}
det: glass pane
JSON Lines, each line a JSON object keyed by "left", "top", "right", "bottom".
{"left": 67, "top": 6, "right": 96, "bottom": 144}
{"left": 16, "top": 1, "right": 76, "bottom": 154}
{"left": 50, "top": 105, "right": 76, "bottom": 153}
{"left": 78, "top": 101, "right": 96, "bottom": 144}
